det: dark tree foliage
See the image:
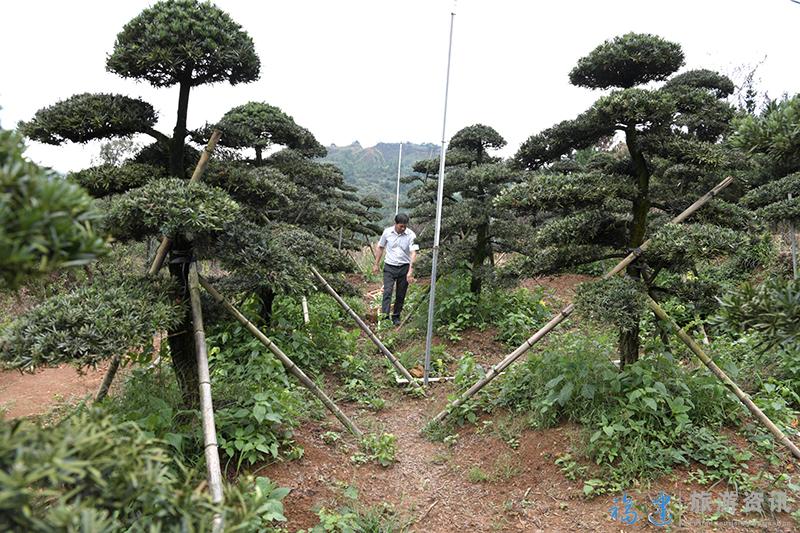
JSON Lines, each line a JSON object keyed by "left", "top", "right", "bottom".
{"left": 106, "top": 0, "right": 259, "bottom": 88}
{"left": 196, "top": 102, "right": 326, "bottom": 163}
{"left": 193, "top": 99, "right": 381, "bottom": 324}
{"left": 731, "top": 94, "right": 800, "bottom": 225}
{"left": 715, "top": 278, "right": 800, "bottom": 353}
{"left": 68, "top": 162, "right": 165, "bottom": 198}
{"left": 510, "top": 34, "right": 755, "bottom": 365}
{"left": 18, "top": 93, "right": 160, "bottom": 145}
{"left": 8, "top": 1, "right": 377, "bottom": 405}
{"left": 0, "top": 127, "right": 107, "bottom": 289}
{"left": 8, "top": 1, "right": 252, "bottom": 407}
{"left": 569, "top": 33, "right": 684, "bottom": 89}
{"left": 1, "top": 276, "right": 182, "bottom": 370}
{"left": 406, "top": 124, "right": 520, "bottom": 294}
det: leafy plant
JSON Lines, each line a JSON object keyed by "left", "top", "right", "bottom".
{"left": 0, "top": 127, "right": 107, "bottom": 290}
{"left": 359, "top": 433, "right": 398, "bottom": 467}
{"left": 0, "top": 411, "right": 291, "bottom": 532}
{"left": 496, "top": 331, "right": 747, "bottom": 486}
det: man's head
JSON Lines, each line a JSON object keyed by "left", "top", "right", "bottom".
{"left": 394, "top": 213, "right": 409, "bottom": 233}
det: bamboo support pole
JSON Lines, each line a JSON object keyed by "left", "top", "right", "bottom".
{"left": 431, "top": 176, "right": 735, "bottom": 424}
{"left": 301, "top": 296, "right": 310, "bottom": 324}
{"left": 96, "top": 130, "right": 224, "bottom": 404}
{"left": 309, "top": 267, "right": 425, "bottom": 394}
{"left": 188, "top": 263, "right": 225, "bottom": 529}
{"left": 199, "top": 276, "right": 363, "bottom": 438}
{"left": 95, "top": 355, "right": 121, "bottom": 402}
{"left": 647, "top": 296, "right": 800, "bottom": 461}
{"left": 147, "top": 130, "right": 222, "bottom": 276}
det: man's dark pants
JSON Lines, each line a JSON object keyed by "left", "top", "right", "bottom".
{"left": 382, "top": 263, "right": 409, "bottom": 320}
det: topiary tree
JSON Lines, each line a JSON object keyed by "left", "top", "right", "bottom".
{"left": 406, "top": 124, "right": 520, "bottom": 294}
{"left": 195, "top": 101, "right": 380, "bottom": 325}
{"left": 0, "top": 125, "right": 107, "bottom": 290}
{"left": 196, "top": 101, "right": 326, "bottom": 164}
{"left": 105, "top": 0, "right": 260, "bottom": 177}
{"left": 509, "top": 33, "right": 755, "bottom": 366}
{"left": 9, "top": 1, "right": 371, "bottom": 407}
{"left": 731, "top": 94, "right": 800, "bottom": 236}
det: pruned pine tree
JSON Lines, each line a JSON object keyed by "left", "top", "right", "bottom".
{"left": 195, "top": 101, "right": 383, "bottom": 323}
{"left": 5, "top": 0, "right": 355, "bottom": 407}
{"left": 731, "top": 94, "right": 800, "bottom": 228}
{"left": 405, "top": 124, "right": 521, "bottom": 294}
{"left": 507, "top": 33, "right": 756, "bottom": 366}
{"left": 195, "top": 101, "right": 326, "bottom": 162}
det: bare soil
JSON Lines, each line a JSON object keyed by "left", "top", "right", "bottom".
{"left": 0, "top": 363, "right": 108, "bottom": 419}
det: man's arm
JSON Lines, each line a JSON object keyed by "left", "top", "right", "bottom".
{"left": 372, "top": 246, "right": 384, "bottom": 273}
{"left": 407, "top": 249, "right": 417, "bottom": 282}
{"left": 372, "top": 233, "right": 385, "bottom": 274}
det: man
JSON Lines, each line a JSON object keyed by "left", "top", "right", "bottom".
{"left": 372, "top": 213, "right": 418, "bottom": 325}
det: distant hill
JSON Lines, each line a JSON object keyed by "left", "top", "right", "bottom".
{"left": 321, "top": 141, "right": 438, "bottom": 224}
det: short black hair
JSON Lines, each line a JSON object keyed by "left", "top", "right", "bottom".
{"left": 395, "top": 213, "right": 409, "bottom": 224}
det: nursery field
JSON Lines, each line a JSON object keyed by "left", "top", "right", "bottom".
{"left": 3, "top": 271, "right": 800, "bottom": 532}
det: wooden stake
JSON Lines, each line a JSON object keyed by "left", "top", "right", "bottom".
{"left": 199, "top": 276, "right": 363, "bottom": 438}
{"left": 301, "top": 296, "right": 310, "bottom": 324}
{"left": 309, "top": 267, "right": 425, "bottom": 394}
{"left": 96, "top": 130, "right": 225, "bottom": 404}
{"left": 147, "top": 129, "right": 222, "bottom": 276}
{"left": 188, "top": 263, "right": 225, "bottom": 529}
{"left": 431, "top": 176, "right": 735, "bottom": 424}
{"left": 647, "top": 296, "right": 800, "bottom": 461}
{"left": 95, "top": 355, "right": 121, "bottom": 402}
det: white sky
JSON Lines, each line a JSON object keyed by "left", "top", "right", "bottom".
{"left": 1, "top": 0, "right": 798, "bottom": 173}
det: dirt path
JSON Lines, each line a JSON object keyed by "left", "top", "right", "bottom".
{"left": 258, "top": 275, "right": 796, "bottom": 532}
{"left": 0, "top": 363, "right": 108, "bottom": 419}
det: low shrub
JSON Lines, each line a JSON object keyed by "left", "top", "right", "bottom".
{"left": 0, "top": 411, "right": 289, "bottom": 532}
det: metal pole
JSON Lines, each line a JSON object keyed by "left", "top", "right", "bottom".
{"left": 789, "top": 193, "right": 798, "bottom": 279}
{"left": 395, "top": 143, "right": 403, "bottom": 215}
{"left": 423, "top": 9, "right": 456, "bottom": 386}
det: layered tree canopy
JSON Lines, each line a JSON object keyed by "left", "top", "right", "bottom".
{"left": 107, "top": 0, "right": 260, "bottom": 87}
{"left": 732, "top": 94, "right": 800, "bottom": 225}
{"left": 18, "top": 94, "right": 160, "bottom": 145}
{"left": 406, "top": 124, "right": 520, "bottom": 294}
{"left": 199, "top": 102, "right": 326, "bottom": 161}
{"left": 508, "top": 33, "right": 757, "bottom": 364}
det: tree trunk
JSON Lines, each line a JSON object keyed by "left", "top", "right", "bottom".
{"left": 255, "top": 146, "right": 263, "bottom": 166}
{"left": 470, "top": 222, "right": 490, "bottom": 295}
{"left": 167, "top": 237, "right": 200, "bottom": 407}
{"left": 619, "top": 128, "right": 651, "bottom": 367}
{"left": 165, "top": 77, "right": 199, "bottom": 407}
{"left": 256, "top": 285, "right": 276, "bottom": 326}
{"left": 170, "top": 80, "right": 192, "bottom": 178}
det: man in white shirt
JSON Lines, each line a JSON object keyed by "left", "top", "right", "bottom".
{"left": 372, "top": 213, "right": 419, "bottom": 325}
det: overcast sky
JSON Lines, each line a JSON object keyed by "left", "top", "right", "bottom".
{"left": 1, "top": 0, "right": 798, "bottom": 173}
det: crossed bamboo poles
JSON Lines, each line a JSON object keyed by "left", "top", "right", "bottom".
{"left": 428, "top": 175, "right": 800, "bottom": 461}
{"left": 102, "top": 158, "right": 800, "bottom": 516}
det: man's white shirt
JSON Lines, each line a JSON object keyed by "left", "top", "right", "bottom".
{"left": 378, "top": 226, "right": 419, "bottom": 266}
